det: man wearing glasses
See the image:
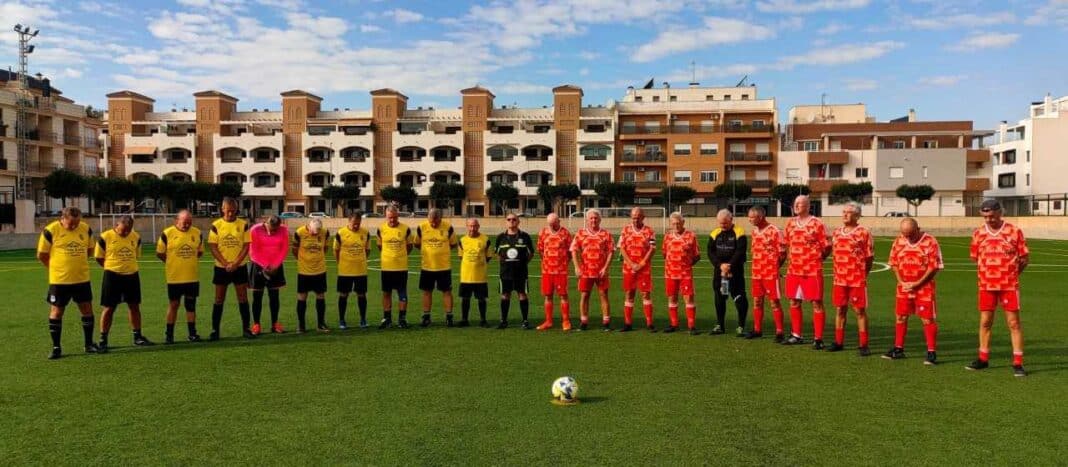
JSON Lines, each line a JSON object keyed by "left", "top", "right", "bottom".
{"left": 495, "top": 214, "right": 534, "bottom": 329}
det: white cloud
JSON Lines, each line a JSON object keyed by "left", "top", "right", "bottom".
{"left": 1026, "top": 0, "right": 1068, "bottom": 28}
{"left": 359, "top": 24, "right": 383, "bottom": 33}
{"left": 78, "top": 1, "right": 126, "bottom": 18}
{"left": 945, "top": 32, "right": 1020, "bottom": 52}
{"left": 842, "top": 78, "right": 877, "bottom": 91}
{"left": 664, "top": 63, "right": 760, "bottom": 83}
{"left": 775, "top": 41, "right": 904, "bottom": 68}
{"left": 578, "top": 50, "right": 600, "bottom": 60}
{"left": 818, "top": 22, "right": 847, "bottom": 35}
{"left": 115, "top": 51, "right": 161, "bottom": 66}
{"left": 579, "top": 67, "right": 589, "bottom": 76}
{"left": 919, "top": 75, "right": 966, "bottom": 86}
{"left": 492, "top": 82, "right": 552, "bottom": 94}
{"left": 383, "top": 8, "right": 424, "bottom": 23}
{"left": 633, "top": 17, "right": 775, "bottom": 63}
{"left": 756, "top": 0, "right": 869, "bottom": 14}
{"left": 908, "top": 11, "right": 1015, "bottom": 29}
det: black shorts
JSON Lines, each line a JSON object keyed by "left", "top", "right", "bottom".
{"left": 298, "top": 273, "right": 328, "bottom": 294}
{"left": 100, "top": 271, "right": 142, "bottom": 307}
{"left": 249, "top": 263, "right": 286, "bottom": 290}
{"left": 419, "top": 269, "right": 453, "bottom": 292}
{"left": 167, "top": 282, "right": 201, "bottom": 301}
{"left": 46, "top": 282, "right": 93, "bottom": 307}
{"left": 337, "top": 275, "right": 368, "bottom": 295}
{"left": 381, "top": 270, "right": 408, "bottom": 293}
{"left": 499, "top": 277, "right": 529, "bottom": 295}
{"left": 459, "top": 283, "right": 488, "bottom": 300}
{"left": 213, "top": 265, "right": 250, "bottom": 286}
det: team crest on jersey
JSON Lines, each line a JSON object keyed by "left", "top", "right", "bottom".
{"left": 220, "top": 233, "right": 241, "bottom": 250}
{"left": 116, "top": 246, "right": 136, "bottom": 261}
{"left": 62, "top": 240, "right": 82, "bottom": 256}
{"left": 177, "top": 244, "right": 196, "bottom": 259}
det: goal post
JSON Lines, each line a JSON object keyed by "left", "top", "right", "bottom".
{"left": 564, "top": 206, "right": 669, "bottom": 232}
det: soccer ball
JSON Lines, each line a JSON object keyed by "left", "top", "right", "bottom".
{"left": 551, "top": 376, "right": 579, "bottom": 402}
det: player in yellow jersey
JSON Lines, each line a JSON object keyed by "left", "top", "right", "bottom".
{"left": 415, "top": 209, "right": 458, "bottom": 327}
{"left": 294, "top": 218, "right": 330, "bottom": 333}
{"left": 37, "top": 207, "right": 98, "bottom": 359}
{"left": 157, "top": 210, "right": 211, "bottom": 343}
{"left": 376, "top": 206, "right": 415, "bottom": 328}
{"left": 207, "top": 197, "right": 252, "bottom": 340}
{"left": 334, "top": 211, "right": 371, "bottom": 329}
{"left": 95, "top": 215, "right": 153, "bottom": 352}
{"left": 458, "top": 218, "right": 493, "bottom": 327}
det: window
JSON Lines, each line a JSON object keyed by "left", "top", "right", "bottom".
{"left": 700, "top": 120, "right": 715, "bottom": 132}
{"left": 622, "top": 121, "right": 637, "bottom": 134}
{"left": 308, "top": 148, "right": 330, "bottom": 162}
{"left": 584, "top": 124, "right": 605, "bottom": 133}
{"left": 1003, "top": 150, "right": 1017, "bottom": 164}
{"left": 397, "top": 147, "right": 424, "bottom": 161}
{"left": 532, "top": 125, "right": 551, "bottom": 133}
{"left": 645, "top": 144, "right": 662, "bottom": 158}
{"left": 673, "top": 143, "right": 691, "bottom": 156}
{"left": 699, "top": 143, "right": 718, "bottom": 155}
{"left": 729, "top": 143, "right": 745, "bottom": 156}
{"left": 622, "top": 171, "right": 637, "bottom": 182}
{"left": 1026, "top": 150, "right": 1031, "bottom": 162}
{"left": 579, "top": 172, "right": 611, "bottom": 190}
{"left": 730, "top": 169, "right": 746, "bottom": 181}
{"left": 998, "top": 173, "right": 1016, "bottom": 188}
{"left": 751, "top": 120, "right": 765, "bottom": 128}
{"left": 652, "top": 96, "right": 660, "bottom": 102}
{"left": 1055, "top": 200, "right": 1063, "bottom": 210}
{"left": 802, "top": 141, "right": 819, "bottom": 151}
{"left": 1026, "top": 173, "right": 1030, "bottom": 186}
{"left": 855, "top": 167, "right": 869, "bottom": 178}
{"left": 645, "top": 121, "right": 660, "bottom": 133}
{"left": 488, "top": 145, "right": 517, "bottom": 161}
{"left": 669, "top": 96, "right": 677, "bottom": 102}
{"left": 723, "top": 95, "right": 732, "bottom": 101}
{"left": 728, "top": 120, "right": 742, "bottom": 129}
{"left": 705, "top": 95, "right": 714, "bottom": 101}
{"left": 923, "top": 140, "right": 938, "bottom": 149}
{"left": 644, "top": 171, "right": 662, "bottom": 182}
{"left": 755, "top": 142, "right": 770, "bottom": 154}
{"left": 254, "top": 149, "right": 274, "bottom": 162}
{"left": 828, "top": 164, "right": 843, "bottom": 178}
{"left": 673, "top": 170, "right": 691, "bottom": 182}
{"left": 892, "top": 141, "right": 906, "bottom": 149}
{"left": 923, "top": 166, "right": 928, "bottom": 178}
{"left": 255, "top": 174, "right": 275, "bottom": 187}
{"left": 672, "top": 120, "right": 689, "bottom": 133}
{"left": 889, "top": 167, "right": 905, "bottom": 179}
{"left": 700, "top": 170, "right": 718, "bottom": 182}
{"left": 623, "top": 145, "right": 637, "bottom": 157}
{"left": 786, "top": 168, "right": 800, "bottom": 180}
{"left": 523, "top": 172, "right": 546, "bottom": 186}
{"left": 755, "top": 170, "right": 769, "bottom": 180}
{"left": 634, "top": 96, "right": 642, "bottom": 102}
{"left": 580, "top": 145, "right": 610, "bottom": 160}
{"left": 741, "top": 94, "right": 749, "bottom": 100}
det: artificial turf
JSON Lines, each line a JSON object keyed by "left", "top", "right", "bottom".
{"left": 0, "top": 235, "right": 1065, "bottom": 465}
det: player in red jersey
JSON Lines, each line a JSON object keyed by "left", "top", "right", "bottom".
{"left": 828, "top": 202, "right": 874, "bottom": 355}
{"left": 536, "top": 213, "right": 573, "bottom": 331}
{"left": 886, "top": 218, "right": 943, "bottom": 365}
{"left": 570, "top": 209, "right": 615, "bottom": 331}
{"left": 746, "top": 206, "right": 786, "bottom": 341}
{"left": 662, "top": 212, "right": 700, "bottom": 334}
{"left": 617, "top": 207, "right": 656, "bottom": 332}
{"left": 782, "top": 195, "right": 831, "bottom": 348}
{"left": 966, "top": 200, "right": 1030, "bottom": 377}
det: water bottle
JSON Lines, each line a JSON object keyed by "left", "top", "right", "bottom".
{"left": 720, "top": 276, "right": 730, "bottom": 296}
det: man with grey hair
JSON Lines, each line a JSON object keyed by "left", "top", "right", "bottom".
{"left": 828, "top": 201, "right": 874, "bottom": 355}
{"left": 96, "top": 215, "right": 153, "bottom": 352}
{"left": 415, "top": 208, "right": 458, "bottom": 327}
{"left": 294, "top": 217, "right": 330, "bottom": 332}
{"left": 709, "top": 209, "right": 749, "bottom": 336}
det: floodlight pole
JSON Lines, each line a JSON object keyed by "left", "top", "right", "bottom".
{"left": 13, "top": 25, "right": 39, "bottom": 200}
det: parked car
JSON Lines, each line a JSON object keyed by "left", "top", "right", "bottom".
{"left": 363, "top": 212, "right": 383, "bottom": 218}
{"left": 884, "top": 211, "right": 910, "bottom": 217}
{"left": 412, "top": 210, "right": 429, "bottom": 218}
{"left": 279, "top": 211, "right": 305, "bottom": 219}
{"left": 308, "top": 212, "right": 329, "bottom": 218}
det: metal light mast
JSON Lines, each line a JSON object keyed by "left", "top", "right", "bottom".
{"left": 13, "top": 24, "right": 39, "bottom": 200}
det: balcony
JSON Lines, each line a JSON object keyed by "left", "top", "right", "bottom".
{"left": 966, "top": 177, "right": 991, "bottom": 191}
{"left": 808, "top": 178, "right": 844, "bottom": 192}
{"left": 634, "top": 181, "right": 666, "bottom": 190}
{"left": 967, "top": 149, "right": 991, "bottom": 164}
{"left": 724, "top": 124, "right": 774, "bottom": 134}
{"left": 807, "top": 151, "right": 849, "bottom": 165}
{"left": 726, "top": 152, "right": 773, "bottom": 165}
{"left": 748, "top": 180, "right": 773, "bottom": 189}
{"left": 620, "top": 126, "right": 667, "bottom": 135}
{"left": 620, "top": 151, "right": 668, "bottom": 164}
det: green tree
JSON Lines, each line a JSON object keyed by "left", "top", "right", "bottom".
{"left": 43, "top": 169, "right": 86, "bottom": 207}
{"left": 321, "top": 184, "right": 361, "bottom": 217}
{"left": 895, "top": 184, "right": 936, "bottom": 215}
{"left": 593, "top": 182, "right": 636, "bottom": 207}
{"left": 829, "top": 181, "right": 873, "bottom": 204}
{"left": 661, "top": 185, "right": 697, "bottom": 213}
{"left": 538, "top": 184, "right": 581, "bottom": 215}
{"left": 135, "top": 177, "right": 166, "bottom": 212}
{"left": 429, "top": 182, "right": 466, "bottom": 214}
{"left": 380, "top": 185, "right": 417, "bottom": 211}
{"left": 486, "top": 182, "right": 519, "bottom": 216}
{"left": 712, "top": 181, "right": 752, "bottom": 212}
{"left": 770, "top": 183, "right": 811, "bottom": 216}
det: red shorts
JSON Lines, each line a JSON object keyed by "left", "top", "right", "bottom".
{"left": 665, "top": 277, "right": 694, "bottom": 297}
{"left": 578, "top": 276, "right": 610, "bottom": 293}
{"left": 832, "top": 285, "right": 867, "bottom": 308}
{"left": 540, "top": 273, "right": 568, "bottom": 296}
{"left": 622, "top": 270, "right": 652, "bottom": 293}
{"left": 785, "top": 274, "right": 823, "bottom": 301}
{"left": 751, "top": 278, "right": 781, "bottom": 300}
{"left": 896, "top": 296, "right": 936, "bottom": 320}
{"left": 978, "top": 290, "right": 1020, "bottom": 312}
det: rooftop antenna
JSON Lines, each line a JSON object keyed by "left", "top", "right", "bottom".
{"left": 820, "top": 93, "right": 827, "bottom": 121}
{"left": 689, "top": 60, "right": 698, "bottom": 86}
{"left": 735, "top": 75, "right": 749, "bottom": 87}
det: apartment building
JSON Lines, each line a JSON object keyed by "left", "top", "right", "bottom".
{"left": 985, "top": 94, "right": 1068, "bottom": 215}
{"left": 615, "top": 83, "right": 777, "bottom": 215}
{"left": 1, "top": 70, "right": 104, "bottom": 216}
{"left": 779, "top": 104, "right": 991, "bottom": 216}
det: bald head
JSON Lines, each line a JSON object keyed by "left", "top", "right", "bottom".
{"left": 793, "top": 195, "right": 811, "bottom": 216}
{"left": 546, "top": 212, "right": 560, "bottom": 229}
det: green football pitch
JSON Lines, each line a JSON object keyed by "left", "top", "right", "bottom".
{"left": 1, "top": 235, "right": 1065, "bottom": 465}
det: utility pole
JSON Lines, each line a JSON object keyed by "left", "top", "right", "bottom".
{"left": 13, "top": 24, "right": 39, "bottom": 201}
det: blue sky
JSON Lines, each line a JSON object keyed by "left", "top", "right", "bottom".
{"left": 2, "top": 0, "right": 1066, "bottom": 128}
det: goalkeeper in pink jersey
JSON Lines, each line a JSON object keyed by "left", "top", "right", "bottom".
{"left": 249, "top": 215, "right": 290, "bottom": 333}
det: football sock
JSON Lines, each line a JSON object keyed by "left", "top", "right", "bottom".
{"left": 357, "top": 296, "right": 367, "bottom": 321}
{"left": 642, "top": 300, "right": 653, "bottom": 327}
{"left": 715, "top": 302, "right": 726, "bottom": 329}
{"left": 382, "top": 310, "right": 392, "bottom": 322}
{"left": 81, "top": 315, "right": 94, "bottom": 347}
{"left": 211, "top": 303, "right": 223, "bottom": 333}
{"left": 519, "top": 299, "right": 529, "bottom": 322}
{"left": 461, "top": 297, "right": 471, "bottom": 321}
{"left": 100, "top": 331, "right": 109, "bottom": 345}
{"left": 238, "top": 302, "right": 250, "bottom": 330}
{"left": 735, "top": 295, "right": 749, "bottom": 329}
{"left": 338, "top": 296, "right": 348, "bottom": 323}
{"left": 813, "top": 311, "right": 825, "bottom": 340}
{"left": 623, "top": 300, "right": 634, "bottom": 326}
{"left": 978, "top": 348, "right": 990, "bottom": 362}
{"left": 773, "top": 307, "right": 784, "bottom": 334}
{"left": 923, "top": 322, "right": 938, "bottom": 352}
{"left": 251, "top": 291, "right": 263, "bottom": 324}
{"left": 685, "top": 304, "right": 696, "bottom": 330}
{"left": 296, "top": 300, "right": 307, "bottom": 330}
{"left": 187, "top": 322, "right": 197, "bottom": 336}
{"left": 166, "top": 323, "right": 175, "bottom": 340}
{"left": 48, "top": 318, "right": 62, "bottom": 348}
{"left": 789, "top": 303, "right": 802, "bottom": 337}
{"left": 268, "top": 289, "right": 280, "bottom": 325}
{"left": 894, "top": 322, "right": 907, "bottom": 348}
{"left": 477, "top": 299, "right": 487, "bottom": 322}
{"left": 1012, "top": 351, "right": 1023, "bottom": 366}
{"left": 859, "top": 330, "right": 869, "bottom": 348}
{"left": 560, "top": 302, "right": 570, "bottom": 323}
{"left": 398, "top": 310, "right": 406, "bottom": 322}
{"left": 601, "top": 315, "right": 610, "bottom": 326}
{"left": 544, "top": 302, "right": 553, "bottom": 323}
{"left": 132, "top": 328, "right": 142, "bottom": 340}
{"left": 668, "top": 304, "right": 679, "bottom": 327}
{"left": 315, "top": 298, "right": 326, "bottom": 327}
{"left": 835, "top": 327, "right": 845, "bottom": 346}
{"left": 500, "top": 298, "right": 510, "bottom": 322}
{"left": 753, "top": 306, "right": 764, "bottom": 333}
